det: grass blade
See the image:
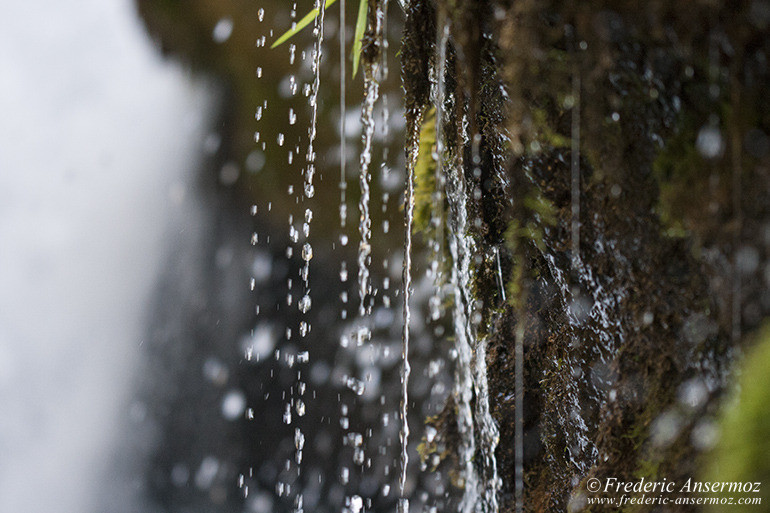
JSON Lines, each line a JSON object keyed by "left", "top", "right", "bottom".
{"left": 351, "top": 0, "right": 367, "bottom": 77}
{"left": 271, "top": 0, "right": 338, "bottom": 49}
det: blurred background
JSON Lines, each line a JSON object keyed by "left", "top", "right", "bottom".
{"left": 0, "top": 2, "right": 445, "bottom": 513}
{"left": 0, "top": 1, "right": 213, "bottom": 512}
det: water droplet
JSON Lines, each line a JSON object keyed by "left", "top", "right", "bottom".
{"left": 246, "top": 150, "right": 265, "bottom": 173}
{"left": 736, "top": 246, "right": 760, "bottom": 274}
{"left": 691, "top": 420, "right": 719, "bottom": 451}
{"left": 221, "top": 389, "right": 247, "bottom": 420}
{"left": 651, "top": 410, "right": 683, "bottom": 448}
{"left": 350, "top": 495, "right": 363, "bottom": 513}
{"left": 299, "top": 294, "right": 312, "bottom": 313}
{"left": 202, "top": 358, "right": 228, "bottom": 385}
{"left": 642, "top": 311, "right": 654, "bottom": 326}
{"left": 283, "top": 404, "right": 292, "bottom": 424}
{"left": 696, "top": 125, "right": 724, "bottom": 158}
{"left": 242, "top": 325, "right": 275, "bottom": 361}
{"left": 345, "top": 376, "right": 366, "bottom": 395}
{"left": 678, "top": 378, "right": 708, "bottom": 410}
{"left": 294, "top": 428, "right": 305, "bottom": 450}
{"left": 219, "top": 162, "right": 239, "bottom": 186}
{"left": 212, "top": 18, "right": 234, "bottom": 43}
{"left": 302, "top": 243, "right": 313, "bottom": 261}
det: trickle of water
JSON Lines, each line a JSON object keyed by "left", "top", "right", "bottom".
{"left": 440, "top": 156, "right": 478, "bottom": 513}
{"left": 296, "top": 2, "right": 326, "bottom": 510}
{"left": 445, "top": 129, "right": 500, "bottom": 512}
{"left": 339, "top": 0, "right": 347, "bottom": 229}
{"left": 474, "top": 332, "right": 501, "bottom": 513}
{"left": 427, "top": 16, "right": 450, "bottom": 325}
{"left": 399, "top": 107, "right": 424, "bottom": 508}
{"left": 357, "top": 77, "right": 379, "bottom": 316}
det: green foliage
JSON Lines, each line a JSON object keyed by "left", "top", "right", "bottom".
{"left": 271, "top": 0, "right": 368, "bottom": 77}
{"left": 651, "top": 112, "right": 705, "bottom": 238}
{"left": 351, "top": 0, "right": 368, "bottom": 77}
{"left": 412, "top": 107, "right": 437, "bottom": 236}
{"left": 704, "top": 323, "right": 770, "bottom": 511}
{"left": 531, "top": 106, "right": 570, "bottom": 149}
{"left": 504, "top": 188, "right": 557, "bottom": 309}
{"left": 271, "top": 0, "right": 338, "bottom": 48}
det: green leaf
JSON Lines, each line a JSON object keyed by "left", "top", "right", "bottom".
{"left": 351, "top": 0, "right": 368, "bottom": 77}
{"left": 271, "top": 0, "right": 338, "bottom": 49}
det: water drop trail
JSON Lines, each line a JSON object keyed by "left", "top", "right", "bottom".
{"left": 357, "top": 72, "right": 379, "bottom": 316}
{"left": 400, "top": 106, "right": 423, "bottom": 513}
{"left": 339, "top": 0, "right": 347, "bottom": 229}
{"left": 296, "top": 2, "right": 326, "bottom": 510}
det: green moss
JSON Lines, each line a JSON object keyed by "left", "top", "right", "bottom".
{"left": 652, "top": 111, "right": 707, "bottom": 237}
{"left": 413, "top": 107, "right": 438, "bottom": 237}
{"left": 504, "top": 187, "right": 557, "bottom": 308}
{"left": 703, "top": 324, "right": 770, "bottom": 511}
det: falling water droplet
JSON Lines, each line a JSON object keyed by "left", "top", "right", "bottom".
{"left": 212, "top": 18, "right": 234, "bottom": 43}
{"left": 299, "top": 294, "right": 312, "bottom": 313}
{"left": 302, "top": 243, "right": 313, "bottom": 261}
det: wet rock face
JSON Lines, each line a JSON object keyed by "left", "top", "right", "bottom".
{"left": 401, "top": 0, "right": 770, "bottom": 511}
{"left": 487, "top": 154, "right": 720, "bottom": 510}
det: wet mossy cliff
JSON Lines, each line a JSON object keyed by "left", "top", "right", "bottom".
{"left": 402, "top": 0, "right": 770, "bottom": 511}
